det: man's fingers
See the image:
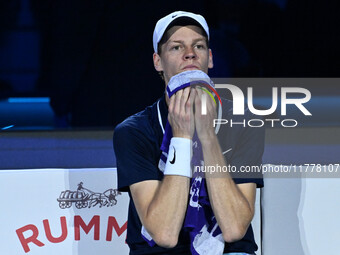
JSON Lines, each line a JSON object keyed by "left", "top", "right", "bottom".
{"left": 168, "top": 92, "right": 176, "bottom": 114}
{"left": 173, "top": 89, "right": 183, "bottom": 115}
{"left": 168, "top": 87, "right": 195, "bottom": 138}
{"left": 187, "top": 88, "right": 196, "bottom": 110}
{"left": 196, "top": 87, "right": 216, "bottom": 111}
{"left": 195, "top": 87, "right": 203, "bottom": 113}
{"left": 180, "top": 87, "right": 191, "bottom": 114}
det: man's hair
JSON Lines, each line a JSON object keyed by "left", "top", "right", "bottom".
{"left": 156, "top": 19, "right": 209, "bottom": 80}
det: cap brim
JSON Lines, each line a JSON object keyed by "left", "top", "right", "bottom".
{"left": 164, "top": 16, "right": 208, "bottom": 39}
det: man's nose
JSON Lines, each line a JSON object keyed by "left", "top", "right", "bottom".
{"left": 184, "top": 48, "right": 197, "bottom": 60}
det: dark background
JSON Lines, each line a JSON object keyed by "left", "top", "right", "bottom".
{"left": 0, "top": 0, "right": 339, "bottom": 130}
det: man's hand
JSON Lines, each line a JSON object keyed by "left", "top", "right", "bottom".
{"left": 168, "top": 87, "right": 196, "bottom": 139}
{"left": 194, "top": 86, "right": 217, "bottom": 143}
{"left": 193, "top": 86, "right": 257, "bottom": 243}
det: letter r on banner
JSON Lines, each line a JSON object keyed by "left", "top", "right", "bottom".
{"left": 16, "top": 224, "right": 45, "bottom": 253}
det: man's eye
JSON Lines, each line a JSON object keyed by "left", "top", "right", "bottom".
{"left": 171, "top": 45, "right": 181, "bottom": 50}
{"left": 195, "top": 44, "right": 205, "bottom": 49}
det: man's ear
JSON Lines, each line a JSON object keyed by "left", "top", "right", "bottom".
{"left": 208, "top": 49, "right": 214, "bottom": 69}
{"left": 153, "top": 53, "right": 163, "bottom": 72}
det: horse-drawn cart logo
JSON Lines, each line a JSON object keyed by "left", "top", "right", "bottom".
{"left": 57, "top": 182, "right": 121, "bottom": 209}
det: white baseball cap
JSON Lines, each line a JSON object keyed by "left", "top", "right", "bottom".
{"left": 153, "top": 11, "right": 210, "bottom": 53}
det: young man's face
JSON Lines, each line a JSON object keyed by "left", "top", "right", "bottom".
{"left": 153, "top": 25, "right": 213, "bottom": 85}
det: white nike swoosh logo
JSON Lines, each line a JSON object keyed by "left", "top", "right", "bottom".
{"left": 222, "top": 148, "right": 232, "bottom": 155}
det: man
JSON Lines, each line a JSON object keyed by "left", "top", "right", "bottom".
{"left": 113, "top": 11, "right": 264, "bottom": 255}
